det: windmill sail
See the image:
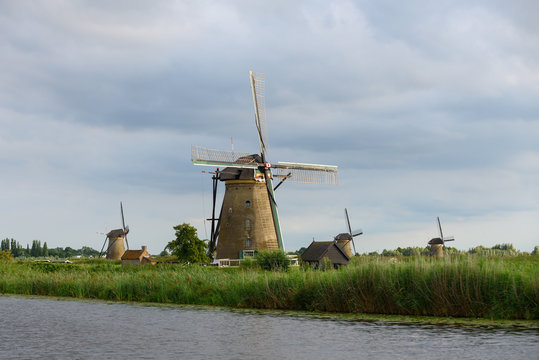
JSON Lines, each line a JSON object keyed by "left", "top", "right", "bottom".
{"left": 437, "top": 216, "right": 455, "bottom": 243}
{"left": 121, "top": 201, "right": 129, "bottom": 250}
{"left": 191, "top": 145, "right": 258, "bottom": 168}
{"left": 250, "top": 71, "right": 268, "bottom": 160}
{"left": 344, "top": 208, "right": 356, "bottom": 255}
{"left": 273, "top": 162, "right": 338, "bottom": 185}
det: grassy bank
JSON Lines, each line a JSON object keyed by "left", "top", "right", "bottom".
{"left": 0, "top": 256, "right": 537, "bottom": 320}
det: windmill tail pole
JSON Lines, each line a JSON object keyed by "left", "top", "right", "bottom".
{"left": 208, "top": 173, "right": 220, "bottom": 261}
{"left": 98, "top": 236, "right": 108, "bottom": 258}
{"left": 273, "top": 172, "right": 291, "bottom": 191}
{"left": 264, "top": 169, "right": 284, "bottom": 251}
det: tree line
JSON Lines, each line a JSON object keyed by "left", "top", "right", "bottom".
{"left": 292, "top": 243, "right": 539, "bottom": 257}
{"left": 0, "top": 238, "right": 100, "bottom": 258}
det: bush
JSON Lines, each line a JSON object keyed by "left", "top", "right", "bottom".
{"left": 255, "top": 250, "right": 290, "bottom": 271}
{"left": 0, "top": 250, "right": 13, "bottom": 262}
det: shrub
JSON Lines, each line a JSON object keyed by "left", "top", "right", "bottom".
{"left": 255, "top": 250, "right": 290, "bottom": 271}
{"left": 0, "top": 250, "right": 13, "bottom": 262}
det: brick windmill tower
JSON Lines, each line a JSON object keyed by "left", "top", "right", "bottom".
{"left": 192, "top": 71, "right": 338, "bottom": 261}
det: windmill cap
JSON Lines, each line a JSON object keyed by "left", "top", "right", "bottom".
{"left": 335, "top": 233, "right": 353, "bottom": 240}
{"left": 428, "top": 237, "right": 444, "bottom": 245}
{"left": 107, "top": 229, "right": 125, "bottom": 238}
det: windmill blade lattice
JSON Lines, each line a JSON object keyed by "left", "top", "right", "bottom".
{"left": 191, "top": 145, "right": 258, "bottom": 168}
{"left": 250, "top": 71, "right": 269, "bottom": 160}
{"left": 273, "top": 162, "right": 338, "bottom": 185}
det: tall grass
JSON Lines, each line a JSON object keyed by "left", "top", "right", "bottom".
{"left": 0, "top": 256, "right": 537, "bottom": 319}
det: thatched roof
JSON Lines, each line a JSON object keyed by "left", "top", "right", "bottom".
{"left": 107, "top": 229, "right": 125, "bottom": 238}
{"left": 335, "top": 233, "right": 352, "bottom": 241}
{"left": 301, "top": 241, "right": 350, "bottom": 262}
{"left": 121, "top": 249, "right": 143, "bottom": 260}
{"left": 428, "top": 237, "right": 444, "bottom": 245}
{"left": 301, "top": 241, "right": 333, "bottom": 261}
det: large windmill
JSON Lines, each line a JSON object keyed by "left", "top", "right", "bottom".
{"left": 99, "top": 202, "right": 130, "bottom": 260}
{"left": 334, "top": 208, "right": 363, "bottom": 257}
{"left": 192, "top": 71, "right": 338, "bottom": 261}
{"left": 428, "top": 216, "right": 455, "bottom": 257}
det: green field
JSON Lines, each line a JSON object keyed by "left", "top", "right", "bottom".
{"left": 0, "top": 255, "right": 537, "bottom": 320}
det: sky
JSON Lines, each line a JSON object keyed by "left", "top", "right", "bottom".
{"left": 1, "top": 0, "right": 538, "bottom": 254}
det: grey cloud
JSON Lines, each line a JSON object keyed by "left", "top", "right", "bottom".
{"left": 1, "top": 1, "right": 537, "bottom": 251}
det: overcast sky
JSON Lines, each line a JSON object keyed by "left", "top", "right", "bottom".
{"left": 1, "top": 1, "right": 538, "bottom": 254}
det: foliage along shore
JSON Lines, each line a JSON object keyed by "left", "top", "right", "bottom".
{"left": 0, "top": 256, "right": 537, "bottom": 321}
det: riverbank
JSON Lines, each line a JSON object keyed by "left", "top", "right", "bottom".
{"left": 0, "top": 256, "right": 537, "bottom": 320}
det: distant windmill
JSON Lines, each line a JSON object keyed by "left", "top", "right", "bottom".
{"left": 428, "top": 216, "right": 454, "bottom": 257}
{"left": 192, "top": 71, "right": 338, "bottom": 261}
{"left": 334, "top": 208, "right": 363, "bottom": 257}
{"left": 99, "top": 202, "right": 130, "bottom": 260}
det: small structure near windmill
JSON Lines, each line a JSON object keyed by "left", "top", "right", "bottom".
{"left": 192, "top": 71, "right": 338, "bottom": 261}
{"left": 301, "top": 240, "right": 350, "bottom": 269}
{"left": 99, "top": 202, "right": 130, "bottom": 260}
{"left": 333, "top": 208, "right": 363, "bottom": 258}
{"left": 428, "top": 216, "right": 455, "bottom": 257}
{"left": 121, "top": 246, "right": 156, "bottom": 265}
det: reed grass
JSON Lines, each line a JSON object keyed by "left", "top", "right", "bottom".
{"left": 0, "top": 256, "right": 537, "bottom": 320}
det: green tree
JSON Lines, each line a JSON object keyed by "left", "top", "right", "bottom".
{"left": 531, "top": 246, "right": 539, "bottom": 256}
{"left": 63, "top": 247, "right": 77, "bottom": 258}
{"left": 30, "top": 240, "right": 38, "bottom": 257}
{"left": 81, "top": 246, "right": 99, "bottom": 257}
{"left": 43, "top": 242, "right": 49, "bottom": 257}
{"left": 166, "top": 223, "right": 209, "bottom": 264}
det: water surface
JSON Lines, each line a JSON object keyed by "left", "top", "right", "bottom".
{"left": 0, "top": 296, "right": 537, "bottom": 359}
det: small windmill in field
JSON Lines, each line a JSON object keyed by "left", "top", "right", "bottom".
{"left": 99, "top": 202, "right": 130, "bottom": 260}
{"left": 334, "top": 208, "right": 363, "bottom": 257}
{"left": 192, "top": 71, "right": 338, "bottom": 261}
{"left": 428, "top": 216, "right": 455, "bottom": 257}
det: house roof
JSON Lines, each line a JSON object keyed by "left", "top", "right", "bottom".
{"left": 107, "top": 229, "right": 125, "bottom": 238}
{"left": 142, "top": 256, "right": 157, "bottom": 263}
{"left": 301, "top": 241, "right": 331, "bottom": 261}
{"left": 121, "top": 249, "right": 143, "bottom": 260}
{"left": 301, "top": 241, "right": 351, "bottom": 262}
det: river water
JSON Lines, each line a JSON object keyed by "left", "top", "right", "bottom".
{"left": 0, "top": 296, "right": 537, "bottom": 360}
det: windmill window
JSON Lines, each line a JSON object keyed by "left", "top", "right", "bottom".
{"left": 245, "top": 219, "right": 251, "bottom": 229}
{"left": 245, "top": 200, "right": 251, "bottom": 207}
{"left": 245, "top": 238, "right": 251, "bottom": 247}
{"left": 228, "top": 208, "right": 233, "bottom": 214}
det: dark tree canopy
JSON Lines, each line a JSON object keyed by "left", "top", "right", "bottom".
{"left": 166, "top": 223, "right": 209, "bottom": 264}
